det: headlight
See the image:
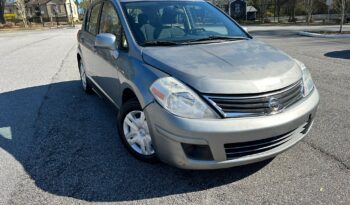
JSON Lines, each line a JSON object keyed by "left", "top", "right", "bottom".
{"left": 296, "top": 60, "right": 314, "bottom": 97}
{"left": 150, "top": 77, "right": 218, "bottom": 119}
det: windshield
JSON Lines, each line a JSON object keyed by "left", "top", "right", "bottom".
{"left": 121, "top": 1, "right": 248, "bottom": 46}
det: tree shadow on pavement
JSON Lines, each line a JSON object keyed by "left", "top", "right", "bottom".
{"left": 0, "top": 81, "right": 271, "bottom": 202}
{"left": 324, "top": 50, "right": 350, "bottom": 60}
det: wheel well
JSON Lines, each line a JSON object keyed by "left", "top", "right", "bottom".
{"left": 122, "top": 88, "right": 137, "bottom": 104}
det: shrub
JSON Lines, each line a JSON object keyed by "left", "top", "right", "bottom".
{"left": 264, "top": 18, "right": 271, "bottom": 23}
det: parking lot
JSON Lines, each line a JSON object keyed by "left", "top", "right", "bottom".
{"left": 0, "top": 26, "right": 349, "bottom": 204}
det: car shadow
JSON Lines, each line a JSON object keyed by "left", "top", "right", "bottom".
{"left": 324, "top": 50, "right": 350, "bottom": 60}
{"left": 0, "top": 81, "right": 271, "bottom": 202}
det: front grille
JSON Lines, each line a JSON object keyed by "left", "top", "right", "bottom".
{"left": 204, "top": 80, "right": 304, "bottom": 118}
{"left": 224, "top": 121, "right": 311, "bottom": 160}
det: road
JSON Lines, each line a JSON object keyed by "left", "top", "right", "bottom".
{"left": 0, "top": 26, "right": 349, "bottom": 204}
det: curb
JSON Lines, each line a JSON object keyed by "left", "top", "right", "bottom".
{"left": 0, "top": 25, "right": 79, "bottom": 32}
{"left": 0, "top": 27, "right": 55, "bottom": 32}
{"left": 297, "top": 31, "right": 350, "bottom": 38}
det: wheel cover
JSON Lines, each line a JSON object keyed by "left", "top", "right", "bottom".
{"left": 79, "top": 63, "right": 87, "bottom": 90}
{"left": 123, "top": 111, "right": 155, "bottom": 156}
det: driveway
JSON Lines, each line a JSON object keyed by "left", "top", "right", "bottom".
{"left": 0, "top": 27, "right": 349, "bottom": 204}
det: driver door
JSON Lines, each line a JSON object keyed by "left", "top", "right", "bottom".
{"left": 93, "top": 1, "right": 123, "bottom": 105}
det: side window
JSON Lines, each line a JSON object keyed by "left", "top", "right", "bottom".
{"left": 99, "top": 2, "right": 122, "bottom": 42}
{"left": 84, "top": 9, "right": 90, "bottom": 31}
{"left": 88, "top": 3, "right": 102, "bottom": 35}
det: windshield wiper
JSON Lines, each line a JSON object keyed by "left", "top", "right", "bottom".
{"left": 140, "top": 40, "right": 181, "bottom": 47}
{"left": 187, "top": 35, "right": 249, "bottom": 43}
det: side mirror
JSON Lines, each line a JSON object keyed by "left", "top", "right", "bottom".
{"left": 242, "top": 27, "right": 248, "bottom": 33}
{"left": 95, "top": 33, "right": 116, "bottom": 50}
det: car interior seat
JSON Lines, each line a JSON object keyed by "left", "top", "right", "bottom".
{"left": 138, "top": 13, "right": 156, "bottom": 41}
{"left": 156, "top": 7, "right": 185, "bottom": 40}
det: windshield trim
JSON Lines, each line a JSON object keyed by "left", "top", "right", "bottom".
{"left": 121, "top": 1, "right": 252, "bottom": 47}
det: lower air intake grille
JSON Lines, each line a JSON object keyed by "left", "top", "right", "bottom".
{"left": 224, "top": 121, "right": 311, "bottom": 160}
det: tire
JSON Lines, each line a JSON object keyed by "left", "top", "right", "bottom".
{"left": 79, "top": 60, "right": 93, "bottom": 94}
{"left": 117, "top": 98, "right": 157, "bottom": 162}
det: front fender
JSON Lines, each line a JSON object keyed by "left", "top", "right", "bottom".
{"left": 118, "top": 57, "right": 168, "bottom": 109}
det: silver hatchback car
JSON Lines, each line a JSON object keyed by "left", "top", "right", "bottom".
{"left": 77, "top": 0, "right": 319, "bottom": 169}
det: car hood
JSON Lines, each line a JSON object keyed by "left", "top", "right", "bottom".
{"left": 142, "top": 39, "right": 302, "bottom": 94}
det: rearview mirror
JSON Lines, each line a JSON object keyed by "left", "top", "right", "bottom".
{"left": 95, "top": 33, "right": 116, "bottom": 50}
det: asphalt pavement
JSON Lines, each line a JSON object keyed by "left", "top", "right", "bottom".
{"left": 0, "top": 26, "right": 349, "bottom": 204}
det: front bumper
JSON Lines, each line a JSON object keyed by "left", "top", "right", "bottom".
{"left": 144, "top": 89, "right": 319, "bottom": 170}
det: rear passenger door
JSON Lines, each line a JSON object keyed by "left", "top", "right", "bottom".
{"left": 79, "top": 2, "right": 102, "bottom": 81}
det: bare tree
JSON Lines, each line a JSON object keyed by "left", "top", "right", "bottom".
{"left": 287, "top": 0, "right": 298, "bottom": 22}
{"left": 259, "top": 0, "right": 269, "bottom": 23}
{"left": 335, "top": 0, "right": 347, "bottom": 32}
{"left": 80, "top": 0, "right": 96, "bottom": 13}
{"left": 0, "top": 0, "right": 6, "bottom": 24}
{"left": 14, "top": 0, "right": 28, "bottom": 27}
{"left": 251, "top": 0, "right": 269, "bottom": 23}
{"left": 304, "top": 0, "right": 314, "bottom": 24}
